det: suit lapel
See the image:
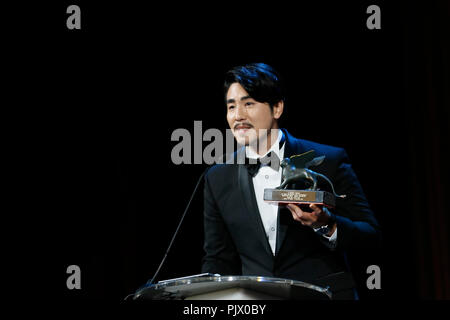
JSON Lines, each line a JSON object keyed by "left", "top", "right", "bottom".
{"left": 237, "top": 162, "right": 273, "bottom": 257}
{"left": 275, "top": 129, "right": 306, "bottom": 255}
{"left": 280, "top": 128, "right": 299, "bottom": 159}
{"left": 236, "top": 130, "right": 309, "bottom": 257}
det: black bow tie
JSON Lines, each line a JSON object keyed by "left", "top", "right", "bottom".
{"left": 244, "top": 151, "right": 280, "bottom": 177}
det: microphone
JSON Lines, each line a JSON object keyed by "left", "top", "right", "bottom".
{"left": 147, "top": 167, "right": 208, "bottom": 285}
{"left": 124, "top": 167, "right": 210, "bottom": 301}
{"left": 147, "top": 153, "right": 231, "bottom": 286}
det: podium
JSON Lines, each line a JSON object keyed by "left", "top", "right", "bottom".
{"left": 131, "top": 274, "right": 332, "bottom": 300}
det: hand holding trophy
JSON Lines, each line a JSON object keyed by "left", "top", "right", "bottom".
{"left": 264, "top": 150, "right": 346, "bottom": 208}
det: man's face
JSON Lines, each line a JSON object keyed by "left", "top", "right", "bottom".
{"left": 226, "top": 82, "right": 283, "bottom": 148}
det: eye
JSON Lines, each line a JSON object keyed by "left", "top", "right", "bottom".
{"left": 245, "top": 102, "right": 254, "bottom": 106}
{"left": 228, "top": 105, "right": 235, "bottom": 110}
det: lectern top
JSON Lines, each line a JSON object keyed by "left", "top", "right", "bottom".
{"left": 133, "top": 275, "right": 332, "bottom": 300}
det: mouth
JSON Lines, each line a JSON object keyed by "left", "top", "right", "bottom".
{"left": 234, "top": 124, "right": 253, "bottom": 133}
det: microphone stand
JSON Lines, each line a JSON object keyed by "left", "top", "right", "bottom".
{"left": 147, "top": 167, "right": 209, "bottom": 285}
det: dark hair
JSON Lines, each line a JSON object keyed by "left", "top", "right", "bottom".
{"left": 224, "top": 63, "right": 285, "bottom": 108}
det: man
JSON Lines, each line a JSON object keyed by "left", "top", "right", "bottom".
{"left": 201, "top": 63, "right": 381, "bottom": 299}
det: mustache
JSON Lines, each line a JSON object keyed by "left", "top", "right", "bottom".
{"left": 233, "top": 123, "right": 254, "bottom": 129}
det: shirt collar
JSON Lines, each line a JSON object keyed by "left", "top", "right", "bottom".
{"left": 246, "top": 129, "right": 284, "bottom": 161}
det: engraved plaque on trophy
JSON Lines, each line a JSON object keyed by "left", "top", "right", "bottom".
{"left": 263, "top": 150, "right": 346, "bottom": 208}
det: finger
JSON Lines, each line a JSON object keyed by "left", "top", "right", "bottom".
{"left": 287, "top": 204, "right": 299, "bottom": 214}
{"left": 291, "top": 210, "right": 301, "bottom": 222}
{"left": 296, "top": 205, "right": 308, "bottom": 220}
{"left": 295, "top": 207, "right": 317, "bottom": 226}
{"left": 288, "top": 204, "right": 301, "bottom": 218}
{"left": 309, "top": 204, "right": 323, "bottom": 214}
{"left": 294, "top": 204, "right": 308, "bottom": 214}
{"left": 292, "top": 211, "right": 308, "bottom": 225}
{"left": 288, "top": 204, "right": 305, "bottom": 222}
{"left": 289, "top": 208, "right": 301, "bottom": 221}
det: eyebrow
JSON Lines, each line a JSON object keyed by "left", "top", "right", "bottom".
{"left": 226, "top": 95, "right": 252, "bottom": 104}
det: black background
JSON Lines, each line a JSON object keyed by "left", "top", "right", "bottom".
{"left": 11, "top": 0, "right": 449, "bottom": 307}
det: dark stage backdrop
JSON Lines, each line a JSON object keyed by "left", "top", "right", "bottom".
{"left": 20, "top": 1, "right": 448, "bottom": 301}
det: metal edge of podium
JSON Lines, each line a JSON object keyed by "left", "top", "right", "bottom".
{"left": 132, "top": 275, "right": 332, "bottom": 300}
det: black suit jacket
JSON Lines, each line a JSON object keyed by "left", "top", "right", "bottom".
{"left": 201, "top": 129, "right": 381, "bottom": 297}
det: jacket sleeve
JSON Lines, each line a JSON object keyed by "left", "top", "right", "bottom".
{"left": 331, "top": 149, "right": 382, "bottom": 251}
{"left": 201, "top": 170, "right": 242, "bottom": 275}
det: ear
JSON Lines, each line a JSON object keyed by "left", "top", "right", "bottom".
{"left": 272, "top": 100, "right": 284, "bottom": 120}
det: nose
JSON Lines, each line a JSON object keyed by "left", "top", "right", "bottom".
{"left": 235, "top": 104, "right": 247, "bottom": 121}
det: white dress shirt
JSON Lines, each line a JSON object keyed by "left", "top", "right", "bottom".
{"left": 246, "top": 129, "right": 337, "bottom": 255}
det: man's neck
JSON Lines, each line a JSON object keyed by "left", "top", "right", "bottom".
{"left": 248, "top": 128, "right": 280, "bottom": 156}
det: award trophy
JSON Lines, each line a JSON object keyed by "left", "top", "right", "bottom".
{"left": 264, "top": 150, "right": 346, "bottom": 208}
